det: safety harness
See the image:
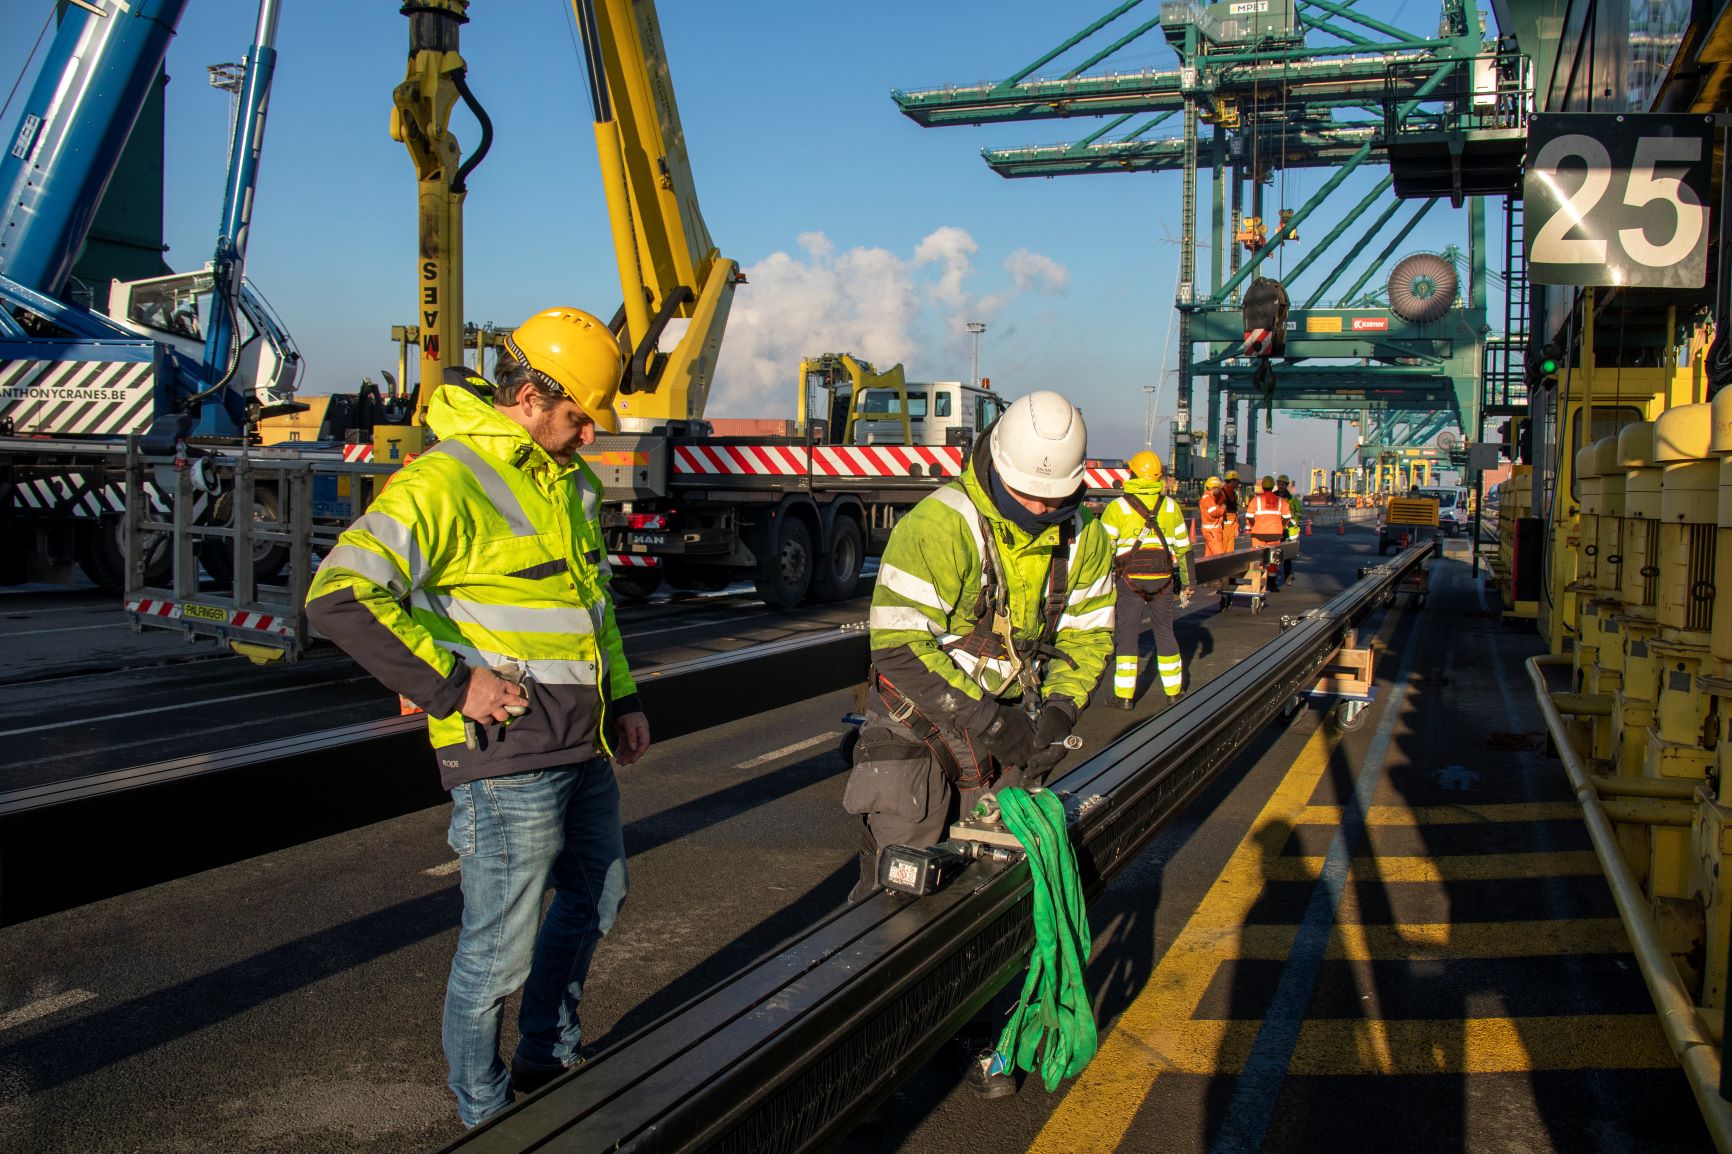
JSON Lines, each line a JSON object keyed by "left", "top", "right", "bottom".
{"left": 1113, "top": 493, "right": 1177, "bottom": 595}
{"left": 876, "top": 510, "right": 1076, "bottom": 788}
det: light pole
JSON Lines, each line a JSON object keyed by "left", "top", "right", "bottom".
{"left": 966, "top": 322, "right": 987, "bottom": 386}
{"left": 1143, "top": 385, "right": 1156, "bottom": 448}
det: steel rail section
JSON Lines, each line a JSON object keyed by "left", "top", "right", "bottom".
{"left": 0, "top": 625, "right": 867, "bottom": 925}
{"left": 447, "top": 542, "right": 1433, "bottom": 1154}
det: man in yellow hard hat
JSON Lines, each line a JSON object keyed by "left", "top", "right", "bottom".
{"left": 1221, "top": 469, "right": 1244, "bottom": 533}
{"left": 1275, "top": 473, "right": 1301, "bottom": 581}
{"left": 1198, "top": 474, "right": 1233, "bottom": 556}
{"left": 1099, "top": 450, "right": 1194, "bottom": 707}
{"left": 307, "top": 306, "right": 649, "bottom": 1126}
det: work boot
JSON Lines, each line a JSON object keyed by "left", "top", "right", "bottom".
{"left": 1115, "top": 696, "right": 1136, "bottom": 711}
{"left": 965, "top": 1048, "right": 1017, "bottom": 1099}
{"left": 510, "top": 1054, "right": 585, "bottom": 1097}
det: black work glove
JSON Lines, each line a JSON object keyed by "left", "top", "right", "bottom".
{"left": 969, "top": 701, "right": 1039, "bottom": 768}
{"left": 1024, "top": 703, "right": 1077, "bottom": 775}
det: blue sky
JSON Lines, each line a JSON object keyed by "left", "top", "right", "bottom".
{"left": 0, "top": 0, "right": 1492, "bottom": 475}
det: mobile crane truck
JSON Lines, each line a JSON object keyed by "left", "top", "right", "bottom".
{"left": 1, "top": 0, "right": 1131, "bottom": 662}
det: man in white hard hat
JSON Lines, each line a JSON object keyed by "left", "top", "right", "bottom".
{"left": 840, "top": 389, "right": 1115, "bottom": 1095}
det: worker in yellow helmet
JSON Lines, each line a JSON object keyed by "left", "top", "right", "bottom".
{"left": 1275, "top": 473, "right": 1301, "bottom": 581}
{"left": 308, "top": 306, "right": 648, "bottom": 1126}
{"left": 1247, "top": 474, "right": 1295, "bottom": 590}
{"left": 1198, "top": 474, "right": 1233, "bottom": 556}
{"left": 1098, "top": 450, "right": 1194, "bottom": 708}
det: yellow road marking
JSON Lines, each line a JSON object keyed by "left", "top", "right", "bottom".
{"left": 1298, "top": 802, "right": 1584, "bottom": 825}
{"left": 1263, "top": 850, "right": 1602, "bottom": 884}
{"left": 1136, "top": 1015, "right": 1675, "bottom": 1076}
{"left": 1234, "top": 918, "right": 1630, "bottom": 961}
{"left": 1029, "top": 710, "right": 1346, "bottom": 1153}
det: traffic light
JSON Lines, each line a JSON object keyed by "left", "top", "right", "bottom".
{"left": 1496, "top": 417, "right": 1532, "bottom": 463}
{"left": 1525, "top": 342, "right": 1561, "bottom": 390}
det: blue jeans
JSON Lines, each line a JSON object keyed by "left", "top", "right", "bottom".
{"left": 440, "top": 758, "right": 627, "bottom": 1127}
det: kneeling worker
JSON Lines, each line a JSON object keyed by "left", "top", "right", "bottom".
{"left": 1100, "top": 451, "right": 1195, "bottom": 707}
{"left": 307, "top": 308, "right": 650, "bottom": 1127}
{"left": 842, "top": 390, "right": 1115, "bottom": 1090}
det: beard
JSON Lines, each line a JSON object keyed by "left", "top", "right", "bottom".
{"left": 529, "top": 409, "right": 585, "bottom": 464}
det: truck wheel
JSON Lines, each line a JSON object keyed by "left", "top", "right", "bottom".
{"left": 813, "top": 517, "right": 864, "bottom": 602}
{"left": 609, "top": 572, "right": 663, "bottom": 600}
{"left": 76, "top": 517, "right": 172, "bottom": 593}
{"left": 200, "top": 488, "right": 290, "bottom": 585}
{"left": 755, "top": 516, "right": 813, "bottom": 608}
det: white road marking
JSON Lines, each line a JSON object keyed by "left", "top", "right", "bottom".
{"left": 424, "top": 860, "right": 463, "bottom": 878}
{"left": 733, "top": 730, "right": 843, "bottom": 769}
{"left": 0, "top": 988, "right": 96, "bottom": 1033}
{"left": 0, "top": 622, "right": 121, "bottom": 638}
{"left": 0, "top": 677, "right": 373, "bottom": 738}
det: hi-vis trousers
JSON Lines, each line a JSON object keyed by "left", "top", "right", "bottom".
{"left": 1112, "top": 576, "right": 1182, "bottom": 703}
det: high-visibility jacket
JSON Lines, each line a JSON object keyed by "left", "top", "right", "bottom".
{"left": 867, "top": 456, "right": 1115, "bottom": 718}
{"left": 306, "top": 383, "right": 635, "bottom": 789}
{"left": 1248, "top": 489, "right": 1293, "bottom": 537}
{"left": 1100, "top": 478, "right": 1197, "bottom": 591}
{"left": 1281, "top": 488, "right": 1303, "bottom": 538}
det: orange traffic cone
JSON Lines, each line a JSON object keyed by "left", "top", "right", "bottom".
{"left": 1304, "top": 517, "right": 1313, "bottom": 536}
{"left": 1337, "top": 519, "right": 1346, "bottom": 536}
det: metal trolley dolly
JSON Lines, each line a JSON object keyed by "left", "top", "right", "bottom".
{"left": 1276, "top": 610, "right": 1378, "bottom": 730}
{"left": 1358, "top": 555, "right": 1432, "bottom": 609}
{"left": 1216, "top": 539, "right": 1295, "bottom": 615}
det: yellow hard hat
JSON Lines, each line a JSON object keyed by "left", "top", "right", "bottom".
{"left": 1225, "top": 470, "right": 1241, "bottom": 482}
{"left": 1277, "top": 474, "right": 1291, "bottom": 485}
{"left": 504, "top": 307, "right": 626, "bottom": 433}
{"left": 1260, "top": 474, "right": 1276, "bottom": 490}
{"left": 1204, "top": 475, "right": 1222, "bottom": 489}
{"left": 1127, "top": 449, "right": 1164, "bottom": 480}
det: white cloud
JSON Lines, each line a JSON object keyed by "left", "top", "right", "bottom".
{"left": 710, "top": 227, "right": 1069, "bottom": 416}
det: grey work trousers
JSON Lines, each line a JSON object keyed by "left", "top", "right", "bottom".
{"left": 1112, "top": 577, "right": 1181, "bottom": 700}
{"left": 841, "top": 695, "right": 1029, "bottom": 902}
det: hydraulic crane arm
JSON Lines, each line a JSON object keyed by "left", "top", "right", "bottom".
{"left": 390, "top": 0, "right": 492, "bottom": 429}
{"left": 573, "top": 0, "right": 738, "bottom": 430}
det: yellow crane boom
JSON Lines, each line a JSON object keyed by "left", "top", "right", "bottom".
{"left": 574, "top": 0, "right": 739, "bottom": 430}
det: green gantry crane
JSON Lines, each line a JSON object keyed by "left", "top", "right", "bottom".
{"left": 894, "top": 0, "right": 1535, "bottom": 485}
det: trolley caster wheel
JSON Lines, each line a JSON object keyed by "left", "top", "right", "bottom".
{"left": 1250, "top": 597, "right": 1265, "bottom": 615}
{"left": 1330, "top": 700, "right": 1369, "bottom": 732}
{"left": 839, "top": 727, "right": 860, "bottom": 764}
{"left": 1415, "top": 594, "right": 1427, "bottom": 610}
{"left": 1219, "top": 595, "right": 1231, "bottom": 612}
{"left": 1278, "top": 695, "right": 1303, "bottom": 723}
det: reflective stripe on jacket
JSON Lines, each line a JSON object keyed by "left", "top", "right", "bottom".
{"left": 1249, "top": 490, "right": 1293, "bottom": 537}
{"left": 866, "top": 458, "right": 1114, "bottom": 715}
{"left": 306, "top": 384, "right": 636, "bottom": 788}
{"left": 1099, "top": 478, "right": 1191, "bottom": 560}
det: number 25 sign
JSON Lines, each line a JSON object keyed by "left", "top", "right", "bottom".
{"left": 1524, "top": 113, "right": 1713, "bottom": 289}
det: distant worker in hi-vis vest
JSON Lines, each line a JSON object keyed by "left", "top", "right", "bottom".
{"left": 1247, "top": 475, "right": 1296, "bottom": 588}
{"left": 1276, "top": 473, "right": 1302, "bottom": 581}
{"left": 306, "top": 308, "right": 650, "bottom": 1128}
{"left": 1098, "top": 451, "right": 1195, "bottom": 707}
{"left": 1198, "top": 474, "right": 1235, "bottom": 556}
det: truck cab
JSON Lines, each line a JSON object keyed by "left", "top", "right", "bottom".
{"left": 109, "top": 269, "right": 303, "bottom": 417}
{"left": 852, "top": 382, "right": 1007, "bottom": 446}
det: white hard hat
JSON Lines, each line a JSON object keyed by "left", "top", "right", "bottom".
{"left": 988, "top": 390, "right": 1087, "bottom": 499}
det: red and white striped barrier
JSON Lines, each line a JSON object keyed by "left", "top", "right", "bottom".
{"left": 342, "top": 443, "right": 374, "bottom": 463}
{"left": 672, "top": 443, "right": 966, "bottom": 478}
{"left": 1085, "top": 467, "right": 1132, "bottom": 491}
{"left": 609, "top": 554, "right": 661, "bottom": 569}
{"left": 231, "top": 610, "right": 294, "bottom": 636}
{"left": 126, "top": 597, "right": 179, "bottom": 620}
{"left": 125, "top": 598, "right": 294, "bottom": 636}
